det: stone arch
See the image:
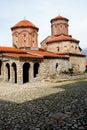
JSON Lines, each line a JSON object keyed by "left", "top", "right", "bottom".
{"left": 0, "top": 60, "right": 2, "bottom": 75}
{"left": 12, "top": 63, "right": 17, "bottom": 83}
{"left": 20, "top": 30, "right": 29, "bottom": 34}
{"left": 6, "top": 63, "right": 10, "bottom": 81}
{"left": 23, "top": 62, "right": 30, "bottom": 83}
{"left": 34, "top": 62, "right": 39, "bottom": 78}
{"left": 13, "top": 31, "right": 19, "bottom": 35}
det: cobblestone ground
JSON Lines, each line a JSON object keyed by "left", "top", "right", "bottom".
{"left": 0, "top": 79, "right": 87, "bottom": 130}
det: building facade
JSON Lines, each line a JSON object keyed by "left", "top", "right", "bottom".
{"left": 41, "top": 16, "right": 86, "bottom": 73}
{"left": 0, "top": 16, "right": 86, "bottom": 84}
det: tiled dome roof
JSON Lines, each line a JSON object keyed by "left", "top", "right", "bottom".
{"left": 47, "top": 35, "right": 79, "bottom": 44}
{"left": 50, "top": 15, "right": 69, "bottom": 23}
{"left": 11, "top": 19, "right": 39, "bottom": 31}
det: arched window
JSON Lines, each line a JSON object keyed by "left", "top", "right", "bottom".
{"left": 57, "top": 47, "right": 59, "bottom": 52}
{"left": 56, "top": 63, "right": 58, "bottom": 70}
{"left": 64, "top": 46, "right": 67, "bottom": 52}
{"left": 71, "top": 45, "right": 74, "bottom": 52}
{"left": 6, "top": 63, "right": 10, "bottom": 81}
{"left": 34, "top": 63, "right": 39, "bottom": 78}
{"left": 75, "top": 46, "right": 78, "bottom": 51}
{"left": 24, "top": 33, "right": 26, "bottom": 37}
{"left": 0, "top": 60, "right": 2, "bottom": 75}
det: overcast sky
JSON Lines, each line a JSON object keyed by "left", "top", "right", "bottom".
{"left": 0, "top": 0, "right": 87, "bottom": 49}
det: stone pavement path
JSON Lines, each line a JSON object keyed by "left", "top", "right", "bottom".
{"left": 0, "top": 80, "right": 87, "bottom": 129}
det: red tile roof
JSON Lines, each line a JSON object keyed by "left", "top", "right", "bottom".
{"left": 51, "top": 15, "right": 68, "bottom": 23}
{"left": 3, "top": 53, "right": 43, "bottom": 59}
{"left": 27, "top": 50, "right": 69, "bottom": 58}
{"left": 47, "top": 35, "right": 79, "bottom": 44}
{"left": 0, "top": 46, "right": 26, "bottom": 53}
{"left": 11, "top": 19, "right": 39, "bottom": 31}
{"left": 0, "top": 46, "right": 69, "bottom": 59}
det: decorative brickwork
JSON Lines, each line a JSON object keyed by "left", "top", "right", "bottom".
{"left": 11, "top": 20, "right": 38, "bottom": 49}
{"left": 51, "top": 16, "right": 69, "bottom": 36}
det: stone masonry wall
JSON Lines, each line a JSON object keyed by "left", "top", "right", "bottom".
{"left": 1, "top": 57, "right": 42, "bottom": 84}
{"left": 1, "top": 55, "right": 85, "bottom": 84}
{"left": 38, "top": 58, "right": 69, "bottom": 80}
{"left": 47, "top": 41, "right": 81, "bottom": 53}
{"left": 69, "top": 56, "right": 86, "bottom": 73}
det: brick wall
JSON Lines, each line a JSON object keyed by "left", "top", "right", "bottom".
{"left": 47, "top": 41, "right": 81, "bottom": 53}
{"left": 12, "top": 28, "right": 38, "bottom": 49}
{"left": 51, "top": 19, "right": 68, "bottom": 36}
{"left": 69, "top": 56, "right": 86, "bottom": 73}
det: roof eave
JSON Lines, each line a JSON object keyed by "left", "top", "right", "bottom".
{"left": 47, "top": 39, "right": 79, "bottom": 44}
{"left": 11, "top": 26, "right": 39, "bottom": 31}
{"left": 50, "top": 17, "right": 69, "bottom": 23}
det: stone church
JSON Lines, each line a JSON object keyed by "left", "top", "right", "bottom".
{"left": 0, "top": 15, "right": 86, "bottom": 84}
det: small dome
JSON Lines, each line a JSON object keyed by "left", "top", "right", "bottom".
{"left": 11, "top": 19, "right": 39, "bottom": 31}
{"left": 50, "top": 15, "right": 69, "bottom": 23}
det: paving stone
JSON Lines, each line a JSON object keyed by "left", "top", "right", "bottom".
{"left": 0, "top": 80, "right": 87, "bottom": 129}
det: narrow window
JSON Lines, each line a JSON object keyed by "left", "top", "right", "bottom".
{"left": 75, "top": 46, "right": 77, "bottom": 51}
{"left": 57, "top": 47, "right": 59, "bottom": 52}
{"left": 56, "top": 63, "right": 58, "bottom": 70}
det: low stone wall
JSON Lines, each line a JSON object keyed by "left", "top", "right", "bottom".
{"left": 44, "top": 73, "right": 87, "bottom": 82}
{"left": 64, "top": 73, "right": 87, "bottom": 81}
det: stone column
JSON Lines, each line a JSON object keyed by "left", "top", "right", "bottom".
{"left": 29, "top": 62, "right": 34, "bottom": 82}
{"left": 3, "top": 63, "right": 7, "bottom": 81}
{"left": 3, "top": 62, "right": 10, "bottom": 82}
{"left": 0, "top": 62, "right": 4, "bottom": 80}
{"left": 17, "top": 61, "right": 23, "bottom": 84}
{"left": 9, "top": 64, "right": 13, "bottom": 83}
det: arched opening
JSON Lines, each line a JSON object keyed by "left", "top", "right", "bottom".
{"left": 34, "top": 63, "right": 39, "bottom": 78}
{"left": 12, "top": 63, "right": 17, "bottom": 83}
{"left": 71, "top": 45, "right": 74, "bottom": 52}
{"left": 23, "top": 62, "right": 30, "bottom": 83}
{"left": 0, "top": 60, "right": 2, "bottom": 75}
{"left": 6, "top": 63, "right": 10, "bottom": 81}
{"left": 56, "top": 63, "right": 58, "bottom": 71}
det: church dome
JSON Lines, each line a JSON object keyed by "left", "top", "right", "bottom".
{"left": 11, "top": 19, "right": 39, "bottom": 31}
{"left": 50, "top": 15, "right": 69, "bottom": 23}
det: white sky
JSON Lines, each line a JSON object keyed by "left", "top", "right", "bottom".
{"left": 0, "top": 0, "right": 87, "bottom": 49}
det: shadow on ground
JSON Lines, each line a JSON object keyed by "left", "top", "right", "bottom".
{"left": 0, "top": 80, "right": 87, "bottom": 129}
